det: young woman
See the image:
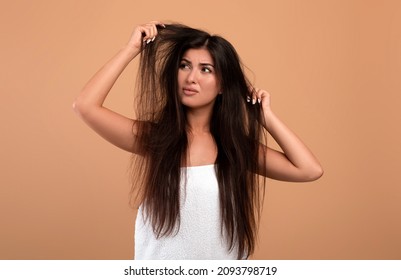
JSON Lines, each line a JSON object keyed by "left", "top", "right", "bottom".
{"left": 73, "top": 21, "right": 323, "bottom": 260}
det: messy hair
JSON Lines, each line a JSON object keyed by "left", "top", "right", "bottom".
{"left": 131, "top": 24, "right": 267, "bottom": 259}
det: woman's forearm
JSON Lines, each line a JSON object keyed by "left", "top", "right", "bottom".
{"left": 249, "top": 87, "right": 323, "bottom": 181}
{"left": 263, "top": 108, "right": 323, "bottom": 180}
{"left": 72, "top": 23, "right": 163, "bottom": 153}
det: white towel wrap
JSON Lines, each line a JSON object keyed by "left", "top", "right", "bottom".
{"left": 134, "top": 164, "right": 238, "bottom": 260}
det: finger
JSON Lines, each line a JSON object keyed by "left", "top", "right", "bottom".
{"left": 247, "top": 87, "right": 255, "bottom": 103}
{"left": 256, "top": 89, "right": 264, "bottom": 104}
{"left": 142, "top": 27, "right": 154, "bottom": 44}
{"left": 258, "top": 89, "right": 269, "bottom": 99}
{"left": 139, "top": 26, "right": 150, "bottom": 40}
{"left": 144, "top": 23, "right": 160, "bottom": 43}
{"left": 144, "top": 24, "right": 154, "bottom": 41}
{"left": 259, "top": 90, "right": 271, "bottom": 107}
{"left": 148, "top": 23, "right": 157, "bottom": 39}
{"left": 252, "top": 88, "right": 259, "bottom": 104}
{"left": 150, "top": 24, "right": 158, "bottom": 41}
{"left": 246, "top": 86, "right": 254, "bottom": 103}
{"left": 149, "top": 20, "right": 166, "bottom": 28}
{"left": 262, "top": 90, "right": 271, "bottom": 103}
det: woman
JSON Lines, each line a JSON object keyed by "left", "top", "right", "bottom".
{"left": 73, "top": 21, "right": 323, "bottom": 260}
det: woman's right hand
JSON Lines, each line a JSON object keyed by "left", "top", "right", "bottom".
{"left": 126, "top": 21, "right": 165, "bottom": 52}
{"left": 73, "top": 21, "right": 164, "bottom": 154}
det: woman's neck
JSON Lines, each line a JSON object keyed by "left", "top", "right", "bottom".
{"left": 185, "top": 107, "right": 213, "bottom": 134}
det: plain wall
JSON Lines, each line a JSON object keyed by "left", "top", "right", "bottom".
{"left": 1, "top": 0, "right": 400, "bottom": 259}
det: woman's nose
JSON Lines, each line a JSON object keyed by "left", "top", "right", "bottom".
{"left": 186, "top": 69, "right": 197, "bottom": 84}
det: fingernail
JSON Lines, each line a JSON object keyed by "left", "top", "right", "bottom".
{"left": 146, "top": 39, "right": 151, "bottom": 44}
{"left": 252, "top": 98, "right": 256, "bottom": 104}
{"left": 257, "top": 98, "right": 261, "bottom": 104}
{"left": 246, "top": 96, "right": 251, "bottom": 102}
{"left": 151, "top": 37, "right": 155, "bottom": 42}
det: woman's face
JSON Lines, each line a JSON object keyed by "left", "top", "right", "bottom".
{"left": 177, "top": 48, "right": 221, "bottom": 110}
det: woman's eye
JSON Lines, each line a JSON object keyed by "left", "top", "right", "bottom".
{"left": 202, "top": 67, "right": 212, "bottom": 73}
{"left": 179, "top": 63, "right": 190, "bottom": 69}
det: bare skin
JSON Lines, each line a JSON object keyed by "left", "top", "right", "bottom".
{"left": 73, "top": 21, "right": 323, "bottom": 182}
{"left": 251, "top": 88, "right": 323, "bottom": 181}
{"left": 177, "top": 47, "right": 220, "bottom": 166}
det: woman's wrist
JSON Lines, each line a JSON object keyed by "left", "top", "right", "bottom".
{"left": 121, "top": 44, "right": 141, "bottom": 61}
{"left": 262, "top": 107, "right": 275, "bottom": 131}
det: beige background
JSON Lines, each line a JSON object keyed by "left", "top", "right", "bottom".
{"left": 1, "top": 0, "right": 400, "bottom": 259}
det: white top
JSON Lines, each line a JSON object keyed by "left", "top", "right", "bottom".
{"left": 134, "top": 164, "right": 239, "bottom": 260}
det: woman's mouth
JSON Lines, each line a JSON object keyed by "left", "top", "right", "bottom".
{"left": 183, "top": 87, "right": 198, "bottom": 96}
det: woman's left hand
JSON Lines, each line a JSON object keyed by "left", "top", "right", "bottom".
{"left": 248, "top": 86, "right": 272, "bottom": 113}
{"left": 248, "top": 86, "right": 323, "bottom": 182}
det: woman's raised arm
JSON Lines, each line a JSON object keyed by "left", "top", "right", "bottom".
{"left": 72, "top": 21, "right": 164, "bottom": 153}
{"left": 249, "top": 87, "right": 323, "bottom": 182}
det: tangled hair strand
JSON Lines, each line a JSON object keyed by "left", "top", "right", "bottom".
{"left": 130, "top": 23, "right": 267, "bottom": 259}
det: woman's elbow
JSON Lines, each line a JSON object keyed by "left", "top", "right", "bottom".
{"left": 72, "top": 99, "right": 79, "bottom": 114}
{"left": 72, "top": 97, "right": 89, "bottom": 118}
{"left": 305, "top": 164, "right": 324, "bottom": 182}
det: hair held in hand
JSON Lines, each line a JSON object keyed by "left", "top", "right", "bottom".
{"left": 130, "top": 24, "right": 268, "bottom": 259}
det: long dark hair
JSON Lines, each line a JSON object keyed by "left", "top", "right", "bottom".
{"left": 131, "top": 24, "right": 267, "bottom": 259}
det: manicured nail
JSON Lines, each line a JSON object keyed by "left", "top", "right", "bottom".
{"left": 146, "top": 39, "right": 151, "bottom": 44}
{"left": 252, "top": 98, "right": 256, "bottom": 104}
{"left": 151, "top": 37, "right": 155, "bottom": 42}
{"left": 257, "top": 98, "right": 261, "bottom": 104}
{"left": 246, "top": 96, "right": 251, "bottom": 102}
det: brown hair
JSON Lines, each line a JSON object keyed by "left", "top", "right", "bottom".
{"left": 130, "top": 24, "right": 267, "bottom": 259}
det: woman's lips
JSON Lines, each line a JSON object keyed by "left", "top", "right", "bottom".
{"left": 183, "top": 87, "right": 198, "bottom": 96}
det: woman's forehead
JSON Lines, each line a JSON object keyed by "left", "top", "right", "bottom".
{"left": 181, "top": 48, "right": 214, "bottom": 64}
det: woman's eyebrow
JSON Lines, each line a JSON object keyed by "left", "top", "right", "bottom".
{"left": 181, "top": 58, "right": 214, "bottom": 67}
{"left": 181, "top": 58, "right": 191, "bottom": 64}
{"left": 200, "top": 63, "right": 215, "bottom": 68}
